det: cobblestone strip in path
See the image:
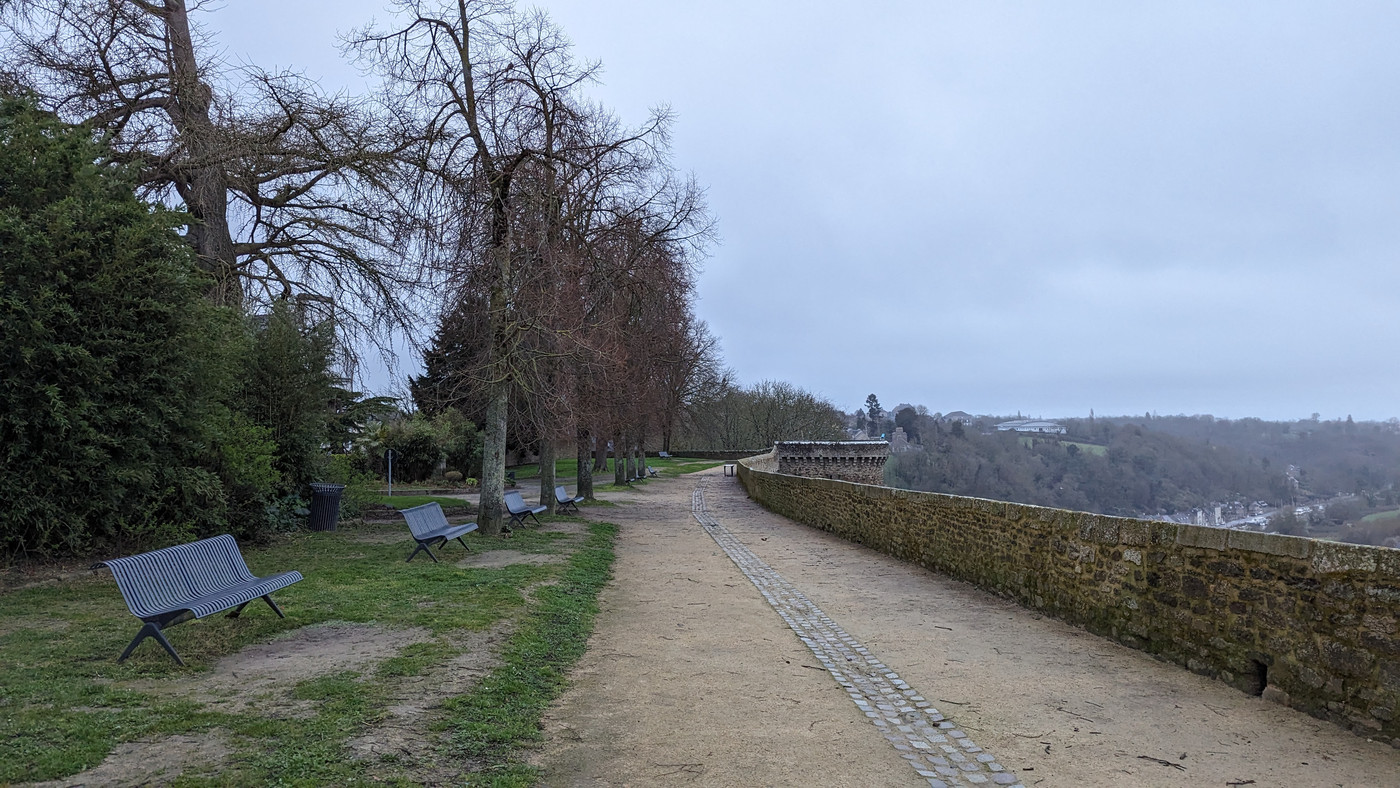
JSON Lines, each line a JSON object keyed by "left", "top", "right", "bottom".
{"left": 692, "top": 481, "right": 1025, "bottom": 788}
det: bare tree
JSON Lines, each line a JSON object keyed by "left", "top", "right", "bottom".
{"left": 353, "top": 0, "right": 708, "bottom": 532}
{"left": 0, "top": 0, "right": 423, "bottom": 345}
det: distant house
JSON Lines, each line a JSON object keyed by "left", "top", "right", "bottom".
{"left": 942, "top": 411, "right": 974, "bottom": 426}
{"left": 889, "top": 427, "right": 920, "bottom": 453}
{"left": 996, "top": 419, "right": 1067, "bottom": 435}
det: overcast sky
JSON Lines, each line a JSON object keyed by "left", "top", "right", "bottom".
{"left": 212, "top": 1, "right": 1400, "bottom": 422}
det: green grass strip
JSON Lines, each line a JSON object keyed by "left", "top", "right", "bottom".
{"left": 442, "top": 521, "right": 618, "bottom": 786}
{"left": 375, "top": 494, "right": 475, "bottom": 510}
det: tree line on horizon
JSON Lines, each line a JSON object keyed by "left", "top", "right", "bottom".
{"left": 875, "top": 405, "right": 1400, "bottom": 542}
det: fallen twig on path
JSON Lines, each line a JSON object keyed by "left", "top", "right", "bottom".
{"left": 653, "top": 762, "right": 703, "bottom": 778}
{"left": 1055, "top": 706, "right": 1095, "bottom": 722}
{"left": 1136, "top": 755, "right": 1187, "bottom": 771}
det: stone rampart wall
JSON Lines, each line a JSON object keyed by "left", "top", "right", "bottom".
{"left": 736, "top": 452, "right": 1400, "bottom": 747}
{"left": 775, "top": 440, "right": 889, "bottom": 485}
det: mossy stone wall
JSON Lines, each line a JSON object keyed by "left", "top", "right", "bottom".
{"left": 737, "top": 453, "right": 1400, "bottom": 747}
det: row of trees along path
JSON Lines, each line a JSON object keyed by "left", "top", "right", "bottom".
{"left": 2, "top": 0, "right": 715, "bottom": 537}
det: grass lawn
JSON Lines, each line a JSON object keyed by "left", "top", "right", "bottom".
{"left": 0, "top": 515, "right": 616, "bottom": 785}
{"left": 375, "top": 494, "right": 474, "bottom": 510}
{"left": 1360, "top": 508, "right": 1400, "bottom": 523}
{"left": 1019, "top": 436, "right": 1108, "bottom": 456}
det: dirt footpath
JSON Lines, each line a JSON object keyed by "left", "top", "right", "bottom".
{"left": 534, "top": 468, "right": 1400, "bottom": 787}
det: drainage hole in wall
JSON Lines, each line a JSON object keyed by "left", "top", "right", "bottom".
{"left": 1247, "top": 660, "right": 1268, "bottom": 696}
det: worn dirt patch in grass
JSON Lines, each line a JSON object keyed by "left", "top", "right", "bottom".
{"left": 456, "top": 550, "right": 566, "bottom": 569}
{"left": 537, "top": 520, "right": 588, "bottom": 536}
{"left": 350, "top": 623, "right": 514, "bottom": 782}
{"left": 30, "top": 728, "right": 234, "bottom": 788}
{"left": 124, "top": 622, "right": 432, "bottom": 718}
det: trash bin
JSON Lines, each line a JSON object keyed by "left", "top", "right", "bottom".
{"left": 308, "top": 482, "right": 346, "bottom": 532}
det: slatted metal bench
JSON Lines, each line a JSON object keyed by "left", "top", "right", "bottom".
{"left": 95, "top": 534, "right": 303, "bottom": 665}
{"left": 554, "top": 485, "right": 584, "bottom": 513}
{"left": 504, "top": 490, "right": 548, "bottom": 527}
{"left": 400, "top": 501, "right": 478, "bottom": 563}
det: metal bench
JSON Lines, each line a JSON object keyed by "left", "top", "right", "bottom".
{"left": 95, "top": 534, "right": 303, "bottom": 665}
{"left": 647, "top": 466, "right": 659, "bottom": 478}
{"left": 554, "top": 485, "right": 584, "bottom": 513}
{"left": 657, "top": 451, "right": 671, "bottom": 459}
{"left": 400, "top": 501, "right": 478, "bottom": 563}
{"left": 504, "top": 490, "right": 548, "bottom": 527}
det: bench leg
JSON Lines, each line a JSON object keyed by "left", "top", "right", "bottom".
{"left": 455, "top": 536, "right": 471, "bottom": 552}
{"left": 407, "top": 541, "right": 439, "bottom": 563}
{"left": 261, "top": 594, "right": 286, "bottom": 619}
{"left": 227, "top": 600, "right": 251, "bottom": 618}
{"left": 119, "top": 622, "right": 185, "bottom": 666}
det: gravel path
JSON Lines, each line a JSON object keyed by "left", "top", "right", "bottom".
{"left": 534, "top": 468, "right": 1400, "bottom": 787}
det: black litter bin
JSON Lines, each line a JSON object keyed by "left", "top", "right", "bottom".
{"left": 308, "top": 482, "right": 346, "bottom": 532}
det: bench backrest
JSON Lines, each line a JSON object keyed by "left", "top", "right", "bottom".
{"left": 504, "top": 490, "right": 529, "bottom": 514}
{"left": 400, "top": 502, "right": 449, "bottom": 540}
{"left": 100, "top": 534, "right": 257, "bottom": 619}
{"left": 554, "top": 486, "right": 569, "bottom": 504}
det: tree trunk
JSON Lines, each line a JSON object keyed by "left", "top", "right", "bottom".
{"left": 613, "top": 431, "right": 626, "bottom": 485}
{"left": 576, "top": 427, "right": 594, "bottom": 500}
{"left": 537, "top": 434, "right": 556, "bottom": 513}
{"left": 593, "top": 437, "right": 608, "bottom": 472}
{"left": 164, "top": 0, "right": 241, "bottom": 307}
{"left": 623, "top": 435, "right": 636, "bottom": 480}
{"left": 479, "top": 384, "right": 509, "bottom": 535}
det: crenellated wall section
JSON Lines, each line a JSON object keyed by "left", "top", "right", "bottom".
{"left": 737, "top": 450, "right": 1400, "bottom": 748}
{"left": 775, "top": 440, "right": 889, "bottom": 485}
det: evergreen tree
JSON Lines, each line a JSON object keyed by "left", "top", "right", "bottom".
{"left": 0, "top": 96, "right": 230, "bottom": 557}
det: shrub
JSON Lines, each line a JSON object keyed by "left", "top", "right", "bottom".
{"left": 378, "top": 416, "right": 444, "bottom": 482}
{"left": 435, "top": 408, "right": 483, "bottom": 478}
{"left": 323, "top": 453, "right": 378, "bottom": 519}
{"left": 235, "top": 300, "right": 338, "bottom": 496}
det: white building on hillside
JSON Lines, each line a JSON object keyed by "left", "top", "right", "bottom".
{"left": 995, "top": 419, "right": 1067, "bottom": 435}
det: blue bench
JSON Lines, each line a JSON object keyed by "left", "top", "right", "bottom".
{"left": 401, "top": 502, "right": 478, "bottom": 563}
{"left": 504, "top": 490, "right": 548, "bottom": 527}
{"left": 96, "top": 534, "right": 302, "bottom": 665}
{"left": 554, "top": 485, "right": 584, "bottom": 513}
